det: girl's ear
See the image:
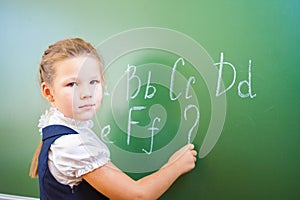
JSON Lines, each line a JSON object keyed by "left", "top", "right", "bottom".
{"left": 41, "top": 82, "right": 54, "bottom": 102}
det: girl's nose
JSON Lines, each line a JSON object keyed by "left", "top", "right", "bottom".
{"left": 80, "top": 85, "right": 93, "bottom": 99}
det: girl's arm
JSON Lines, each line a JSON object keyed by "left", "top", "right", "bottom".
{"left": 83, "top": 144, "right": 197, "bottom": 200}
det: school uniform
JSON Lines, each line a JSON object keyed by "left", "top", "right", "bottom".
{"left": 38, "top": 108, "right": 110, "bottom": 200}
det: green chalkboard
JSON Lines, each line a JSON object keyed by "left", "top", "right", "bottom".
{"left": 0, "top": 1, "right": 299, "bottom": 199}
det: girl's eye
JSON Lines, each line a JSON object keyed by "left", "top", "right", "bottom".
{"left": 66, "top": 82, "right": 77, "bottom": 87}
{"left": 90, "top": 80, "right": 100, "bottom": 85}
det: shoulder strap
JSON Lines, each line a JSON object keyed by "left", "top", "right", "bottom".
{"left": 42, "top": 125, "right": 78, "bottom": 141}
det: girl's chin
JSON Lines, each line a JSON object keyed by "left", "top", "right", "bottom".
{"left": 74, "top": 111, "right": 95, "bottom": 121}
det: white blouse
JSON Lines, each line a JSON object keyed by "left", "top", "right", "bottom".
{"left": 38, "top": 107, "right": 110, "bottom": 187}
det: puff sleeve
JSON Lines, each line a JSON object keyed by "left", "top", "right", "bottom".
{"left": 48, "top": 131, "right": 110, "bottom": 187}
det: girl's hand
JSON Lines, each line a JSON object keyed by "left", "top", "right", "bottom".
{"left": 83, "top": 144, "right": 197, "bottom": 199}
{"left": 165, "top": 144, "right": 197, "bottom": 175}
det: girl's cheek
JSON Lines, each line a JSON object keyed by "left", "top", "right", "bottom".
{"left": 95, "top": 93, "right": 103, "bottom": 108}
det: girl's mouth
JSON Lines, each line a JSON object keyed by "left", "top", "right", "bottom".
{"left": 79, "top": 104, "right": 95, "bottom": 109}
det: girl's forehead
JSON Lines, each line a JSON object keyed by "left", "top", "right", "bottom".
{"left": 53, "top": 56, "right": 101, "bottom": 79}
{"left": 55, "top": 56, "right": 100, "bottom": 71}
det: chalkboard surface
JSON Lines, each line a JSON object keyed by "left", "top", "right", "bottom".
{"left": 0, "top": 1, "right": 299, "bottom": 199}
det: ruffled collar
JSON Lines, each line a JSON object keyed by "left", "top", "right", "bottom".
{"left": 38, "top": 107, "right": 94, "bottom": 134}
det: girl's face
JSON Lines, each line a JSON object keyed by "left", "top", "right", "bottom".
{"left": 45, "top": 55, "right": 103, "bottom": 121}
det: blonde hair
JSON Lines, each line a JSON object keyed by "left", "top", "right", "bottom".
{"left": 29, "top": 38, "right": 104, "bottom": 178}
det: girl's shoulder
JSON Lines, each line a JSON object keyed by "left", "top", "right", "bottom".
{"left": 51, "top": 133, "right": 81, "bottom": 151}
{"left": 50, "top": 129, "right": 110, "bottom": 158}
